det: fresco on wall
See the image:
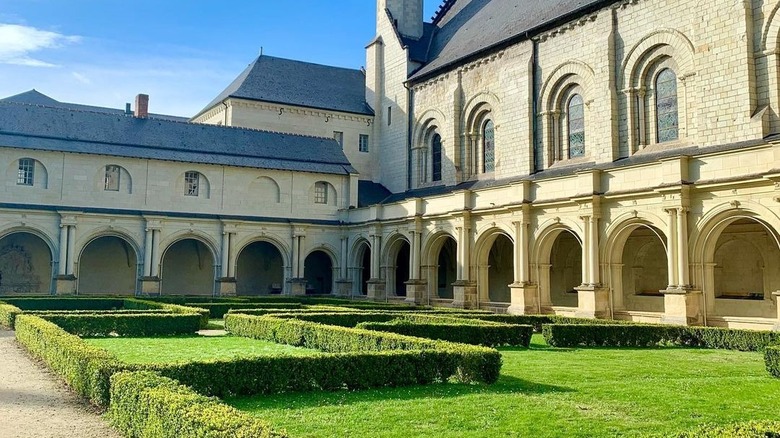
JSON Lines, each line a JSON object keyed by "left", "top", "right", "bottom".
{"left": 0, "top": 244, "right": 41, "bottom": 293}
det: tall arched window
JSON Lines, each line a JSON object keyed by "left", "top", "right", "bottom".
{"left": 431, "top": 133, "right": 442, "bottom": 182}
{"left": 567, "top": 94, "right": 585, "bottom": 158}
{"left": 655, "top": 68, "right": 678, "bottom": 143}
{"left": 482, "top": 120, "right": 495, "bottom": 173}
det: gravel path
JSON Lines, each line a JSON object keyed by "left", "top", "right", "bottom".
{"left": 0, "top": 330, "right": 121, "bottom": 438}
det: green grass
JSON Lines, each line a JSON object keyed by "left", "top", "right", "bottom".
{"left": 85, "top": 335, "right": 320, "bottom": 364}
{"left": 227, "top": 334, "right": 780, "bottom": 437}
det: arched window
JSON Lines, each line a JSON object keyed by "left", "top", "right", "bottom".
{"left": 655, "top": 68, "right": 678, "bottom": 143}
{"left": 184, "top": 171, "right": 201, "bottom": 196}
{"left": 482, "top": 120, "right": 495, "bottom": 173}
{"left": 567, "top": 94, "right": 585, "bottom": 158}
{"left": 314, "top": 182, "right": 328, "bottom": 204}
{"left": 104, "top": 165, "right": 121, "bottom": 191}
{"left": 17, "top": 158, "right": 34, "bottom": 186}
{"left": 431, "top": 133, "right": 442, "bottom": 182}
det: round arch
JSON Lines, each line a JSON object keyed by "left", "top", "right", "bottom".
{"left": 232, "top": 235, "right": 290, "bottom": 272}
{"left": 533, "top": 222, "right": 584, "bottom": 309}
{"left": 349, "top": 237, "right": 372, "bottom": 295}
{"left": 303, "top": 249, "right": 334, "bottom": 294}
{"left": 474, "top": 228, "right": 514, "bottom": 304}
{"left": 540, "top": 60, "right": 596, "bottom": 112}
{"left": 0, "top": 229, "right": 55, "bottom": 295}
{"left": 235, "top": 240, "right": 285, "bottom": 295}
{"left": 422, "top": 230, "right": 458, "bottom": 300}
{"left": 160, "top": 236, "right": 216, "bottom": 296}
{"left": 383, "top": 233, "right": 411, "bottom": 297}
{"left": 621, "top": 28, "right": 695, "bottom": 89}
{"left": 77, "top": 234, "right": 139, "bottom": 295}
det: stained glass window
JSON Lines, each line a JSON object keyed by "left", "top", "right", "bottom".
{"left": 568, "top": 94, "right": 585, "bottom": 158}
{"left": 431, "top": 134, "right": 442, "bottom": 182}
{"left": 655, "top": 68, "right": 678, "bottom": 143}
{"left": 483, "top": 120, "right": 495, "bottom": 173}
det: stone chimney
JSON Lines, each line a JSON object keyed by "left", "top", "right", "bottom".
{"left": 134, "top": 94, "right": 149, "bottom": 118}
{"left": 378, "top": 0, "right": 423, "bottom": 40}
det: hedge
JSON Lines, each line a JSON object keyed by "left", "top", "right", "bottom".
{"left": 124, "top": 299, "right": 209, "bottom": 328}
{"left": 14, "top": 315, "right": 122, "bottom": 406}
{"left": 766, "top": 346, "right": 780, "bottom": 378}
{"left": 542, "top": 324, "right": 780, "bottom": 351}
{"left": 193, "top": 302, "right": 302, "bottom": 318}
{"left": 670, "top": 420, "right": 780, "bottom": 437}
{"left": 225, "top": 314, "right": 501, "bottom": 384}
{"left": 356, "top": 319, "right": 533, "bottom": 347}
{"left": 108, "top": 371, "right": 286, "bottom": 438}
{"left": 0, "top": 302, "right": 22, "bottom": 329}
{"left": 37, "top": 313, "right": 202, "bottom": 337}
{"left": 1, "top": 297, "right": 126, "bottom": 311}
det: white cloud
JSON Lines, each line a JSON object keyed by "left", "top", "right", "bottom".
{"left": 71, "top": 71, "right": 91, "bottom": 84}
{"left": 0, "top": 24, "right": 81, "bottom": 67}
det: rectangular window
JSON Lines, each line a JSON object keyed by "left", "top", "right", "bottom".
{"left": 387, "top": 106, "right": 392, "bottom": 126}
{"left": 17, "top": 158, "right": 34, "bottom": 186}
{"left": 359, "top": 134, "right": 369, "bottom": 153}
{"left": 314, "top": 182, "right": 327, "bottom": 204}
{"left": 333, "top": 131, "right": 344, "bottom": 148}
{"left": 185, "top": 171, "right": 199, "bottom": 197}
{"left": 104, "top": 165, "right": 121, "bottom": 191}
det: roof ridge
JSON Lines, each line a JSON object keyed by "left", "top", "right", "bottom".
{"left": 431, "top": 0, "right": 458, "bottom": 24}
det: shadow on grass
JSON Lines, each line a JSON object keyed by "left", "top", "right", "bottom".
{"left": 226, "top": 375, "right": 573, "bottom": 411}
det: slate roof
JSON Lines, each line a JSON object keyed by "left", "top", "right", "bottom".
{"left": 197, "top": 55, "right": 374, "bottom": 118}
{"left": 0, "top": 101, "right": 356, "bottom": 175}
{"left": 1, "top": 90, "right": 189, "bottom": 122}
{"left": 408, "top": 0, "right": 614, "bottom": 81}
{"left": 357, "top": 180, "right": 393, "bottom": 207}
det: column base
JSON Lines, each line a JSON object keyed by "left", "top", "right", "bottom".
{"left": 404, "top": 280, "right": 427, "bottom": 305}
{"left": 335, "top": 280, "right": 352, "bottom": 297}
{"left": 575, "top": 284, "right": 610, "bottom": 319}
{"left": 508, "top": 282, "right": 539, "bottom": 315}
{"left": 661, "top": 287, "right": 702, "bottom": 326}
{"left": 55, "top": 275, "right": 77, "bottom": 295}
{"left": 288, "top": 278, "right": 307, "bottom": 296}
{"left": 452, "top": 281, "right": 478, "bottom": 309}
{"left": 366, "top": 279, "right": 386, "bottom": 301}
{"left": 217, "top": 277, "right": 237, "bottom": 297}
{"left": 139, "top": 276, "right": 161, "bottom": 295}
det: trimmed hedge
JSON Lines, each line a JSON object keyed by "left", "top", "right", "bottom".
{"left": 1, "top": 297, "right": 125, "bottom": 311}
{"left": 37, "top": 313, "right": 201, "bottom": 337}
{"left": 14, "top": 315, "right": 122, "bottom": 406}
{"left": 543, "top": 323, "right": 780, "bottom": 351}
{"left": 124, "top": 299, "right": 209, "bottom": 328}
{"left": 0, "top": 302, "right": 22, "bottom": 329}
{"left": 671, "top": 420, "right": 780, "bottom": 437}
{"left": 108, "top": 371, "right": 286, "bottom": 438}
{"left": 356, "top": 319, "right": 533, "bottom": 347}
{"left": 194, "top": 302, "right": 302, "bottom": 318}
{"left": 225, "top": 314, "right": 501, "bottom": 384}
{"left": 766, "top": 346, "right": 780, "bottom": 378}
{"left": 267, "top": 311, "right": 400, "bottom": 327}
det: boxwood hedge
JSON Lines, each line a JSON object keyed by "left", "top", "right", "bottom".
{"left": 766, "top": 346, "right": 780, "bottom": 378}
{"left": 356, "top": 319, "right": 533, "bottom": 347}
{"left": 193, "top": 302, "right": 302, "bottom": 318}
{"left": 0, "top": 302, "right": 22, "bottom": 329}
{"left": 225, "top": 313, "right": 502, "bottom": 384}
{"left": 108, "top": 371, "right": 286, "bottom": 438}
{"left": 37, "top": 313, "right": 202, "bottom": 337}
{"left": 670, "top": 420, "right": 780, "bottom": 437}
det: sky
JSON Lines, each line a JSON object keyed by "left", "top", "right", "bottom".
{"left": 0, "top": 1, "right": 443, "bottom": 117}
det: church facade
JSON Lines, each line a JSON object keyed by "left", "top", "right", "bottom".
{"left": 2, "top": 0, "right": 780, "bottom": 330}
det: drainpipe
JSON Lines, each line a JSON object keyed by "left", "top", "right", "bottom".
{"left": 531, "top": 34, "right": 540, "bottom": 172}
{"left": 405, "top": 81, "right": 414, "bottom": 191}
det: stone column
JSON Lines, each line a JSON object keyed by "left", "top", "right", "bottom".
{"left": 665, "top": 208, "right": 678, "bottom": 287}
{"left": 335, "top": 235, "right": 352, "bottom": 296}
{"left": 773, "top": 291, "right": 780, "bottom": 330}
{"left": 575, "top": 215, "right": 609, "bottom": 319}
{"left": 509, "top": 218, "right": 538, "bottom": 315}
{"left": 143, "top": 228, "right": 153, "bottom": 278}
{"left": 366, "top": 233, "right": 385, "bottom": 300}
{"left": 55, "top": 216, "right": 77, "bottom": 295}
{"left": 453, "top": 214, "right": 477, "bottom": 309}
{"left": 66, "top": 225, "right": 76, "bottom": 276}
{"left": 140, "top": 222, "right": 161, "bottom": 295}
{"left": 58, "top": 224, "right": 68, "bottom": 277}
{"left": 405, "top": 227, "right": 426, "bottom": 305}
{"left": 661, "top": 207, "right": 702, "bottom": 326}
{"left": 676, "top": 208, "right": 690, "bottom": 288}
{"left": 288, "top": 233, "right": 307, "bottom": 295}
{"left": 217, "top": 227, "right": 236, "bottom": 296}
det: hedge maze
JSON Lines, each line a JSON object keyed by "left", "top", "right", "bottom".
{"left": 1, "top": 295, "right": 779, "bottom": 437}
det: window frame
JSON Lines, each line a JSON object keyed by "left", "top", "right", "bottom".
{"left": 333, "top": 131, "right": 344, "bottom": 148}
{"left": 17, "top": 158, "right": 34, "bottom": 186}
{"left": 359, "top": 134, "right": 369, "bottom": 153}
{"left": 482, "top": 119, "right": 495, "bottom": 173}
{"left": 184, "top": 171, "right": 200, "bottom": 197}
{"left": 566, "top": 93, "right": 586, "bottom": 158}
{"left": 314, "top": 182, "right": 328, "bottom": 204}
{"left": 104, "top": 165, "right": 121, "bottom": 191}
{"left": 654, "top": 67, "right": 679, "bottom": 144}
{"left": 431, "top": 133, "right": 442, "bottom": 182}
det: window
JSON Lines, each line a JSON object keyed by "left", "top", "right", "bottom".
{"left": 431, "top": 134, "right": 442, "bottom": 182}
{"left": 482, "top": 120, "right": 495, "bottom": 173}
{"left": 387, "top": 106, "right": 392, "bottom": 126}
{"left": 359, "top": 134, "right": 369, "bottom": 153}
{"left": 104, "top": 165, "right": 121, "bottom": 191}
{"left": 567, "top": 94, "right": 585, "bottom": 158}
{"left": 655, "top": 68, "right": 678, "bottom": 143}
{"left": 314, "top": 182, "right": 328, "bottom": 204}
{"left": 333, "top": 131, "right": 344, "bottom": 148}
{"left": 185, "top": 171, "right": 200, "bottom": 197}
{"left": 17, "top": 158, "right": 34, "bottom": 186}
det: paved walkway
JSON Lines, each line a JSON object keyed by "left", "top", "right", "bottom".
{"left": 0, "top": 330, "right": 121, "bottom": 438}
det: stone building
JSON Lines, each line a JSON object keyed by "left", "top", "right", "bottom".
{"left": 2, "top": 0, "right": 780, "bottom": 330}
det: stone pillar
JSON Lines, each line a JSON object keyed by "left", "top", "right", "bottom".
{"left": 288, "top": 232, "right": 306, "bottom": 295}
{"left": 676, "top": 208, "right": 690, "bottom": 288}
{"left": 509, "top": 218, "right": 538, "bottom": 315}
{"left": 143, "top": 227, "right": 153, "bottom": 278}
{"left": 55, "top": 216, "right": 77, "bottom": 295}
{"left": 58, "top": 224, "right": 68, "bottom": 277}
{"left": 660, "top": 207, "right": 701, "bottom": 325}
{"left": 335, "top": 236, "right": 352, "bottom": 296}
{"left": 774, "top": 291, "right": 780, "bottom": 330}
{"left": 140, "top": 224, "right": 161, "bottom": 295}
{"left": 661, "top": 288, "right": 703, "bottom": 326}
{"left": 453, "top": 215, "right": 477, "bottom": 308}
{"left": 66, "top": 225, "right": 76, "bottom": 276}
{"left": 217, "top": 228, "right": 236, "bottom": 296}
{"left": 575, "top": 215, "right": 609, "bottom": 319}
{"left": 366, "top": 233, "right": 385, "bottom": 300}
{"left": 405, "top": 228, "right": 426, "bottom": 305}
{"left": 665, "top": 208, "right": 678, "bottom": 287}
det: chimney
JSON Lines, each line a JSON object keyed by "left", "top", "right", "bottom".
{"left": 134, "top": 94, "right": 149, "bottom": 118}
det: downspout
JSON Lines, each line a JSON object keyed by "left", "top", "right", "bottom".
{"left": 405, "top": 81, "right": 414, "bottom": 191}
{"left": 531, "top": 34, "right": 540, "bottom": 173}
{"left": 222, "top": 102, "right": 229, "bottom": 126}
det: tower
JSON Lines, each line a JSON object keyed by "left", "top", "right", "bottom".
{"left": 377, "top": 0, "right": 424, "bottom": 40}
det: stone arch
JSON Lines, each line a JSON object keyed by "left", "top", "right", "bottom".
{"left": 413, "top": 108, "right": 447, "bottom": 146}
{"left": 77, "top": 233, "right": 139, "bottom": 295}
{"left": 310, "top": 181, "right": 338, "bottom": 206}
{"left": 250, "top": 176, "right": 281, "bottom": 203}
{"left": 622, "top": 28, "right": 696, "bottom": 88}
{"left": 8, "top": 157, "right": 49, "bottom": 189}
{"left": 0, "top": 228, "right": 55, "bottom": 295}
{"left": 232, "top": 234, "right": 291, "bottom": 270}
{"left": 761, "top": 0, "right": 780, "bottom": 52}
{"left": 412, "top": 110, "right": 446, "bottom": 186}
{"left": 540, "top": 60, "right": 596, "bottom": 112}
{"left": 349, "top": 237, "right": 372, "bottom": 295}
{"left": 383, "top": 233, "right": 411, "bottom": 297}
{"left": 97, "top": 164, "right": 132, "bottom": 194}
{"left": 422, "top": 230, "right": 458, "bottom": 300}
{"left": 474, "top": 228, "right": 514, "bottom": 304}
{"left": 533, "top": 221, "right": 584, "bottom": 309}
{"left": 180, "top": 170, "right": 211, "bottom": 199}
{"left": 235, "top": 239, "right": 286, "bottom": 295}
{"left": 462, "top": 92, "right": 501, "bottom": 177}
{"left": 160, "top": 235, "right": 217, "bottom": 295}
{"left": 303, "top": 248, "right": 335, "bottom": 294}
{"left": 463, "top": 92, "right": 501, "bottom": 132}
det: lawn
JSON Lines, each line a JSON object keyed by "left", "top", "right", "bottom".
{"left": 227, "top": 334, "right": 780, "bottom": 437}
{"left": 85, "top": 335, "right": 320, "bottom": 364}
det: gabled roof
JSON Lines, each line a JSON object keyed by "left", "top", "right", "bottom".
{"left": 196, "top": 55, "right": 374, "bottom": 118}
{"left": 1, "top": 89, "right": 189, "bottom": 122}
{"left": 408, "top": 0, "right": 613, "bottom": 82}
{"left": 0, "top": 101, "right": 356, "bottom": 175}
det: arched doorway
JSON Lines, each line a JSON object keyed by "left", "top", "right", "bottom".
{"left": 386, "top": 239, "right": 410, "bottom": 297}
{"left": 708, "top": 218, "right": 780, "bottom": 319}
{"left": 0, "top": 231, "right": 53, "bottom": 295}
{"left": 304, "top": 250, "right": 333, "bottom": 294}
{"left": 236, "top": 241, "right": 284, "bottom": 295}
{"left": 435, "top": 237, "right": 457, "bottom": 299}
{"left": 353, "top": 241, "right": 371, "bottom": 295}
{"left": 486, "top": 234, "right": 513, "bottom": 303}
{"left": 613, "top": 226, "right": 667, "bottom": 313}
{"left": 161, "top": 238, "right": 215, "bottom": 295}
{"left": 549, "top": 231, "right": 582, "bottom": 307}
{"left": 78, "top": 236, "right": 137, "bottom": 295}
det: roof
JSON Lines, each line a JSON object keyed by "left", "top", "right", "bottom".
{"left": 400, "top": 23, "right": 437, "bottom": 64}
{"left": 1, "top": 89, "right": 188, "bottom": 122}
{"left": 197, "top": 55, "right": 374, "bottom": 118}
{"left": 0, "top": 101, "right": 357, "bottom": 176}
{"left": 357, "top": 180, "right": 392, "bottom": 207}
{"left": 408, "top": 0, "right": 613, "bottom": 81}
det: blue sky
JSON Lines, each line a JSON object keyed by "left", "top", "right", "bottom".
{"left": 0, "top": 1, "right": 442, "bottom": 116}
